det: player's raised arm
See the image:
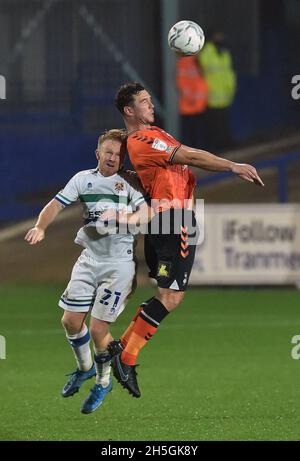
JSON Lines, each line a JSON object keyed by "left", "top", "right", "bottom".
{"left": 100, "top": 202, "right": 154, "bottom": 226}
{"left": 173, "top": 145, "right": 265, "bottom": 187}
{"left": 25, "top": 198, "right": 64, "bottom": 245}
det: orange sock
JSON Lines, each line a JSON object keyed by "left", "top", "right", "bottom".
{"left": 121, "top": 316, "right": 157, "bottom": 365}
{"left": 121, "top": 298, "right": 169, "bottom": 366}
{"left": 120, "top": 306, "right": 143, "bottom": 348}
{"left": 120, "top": 297, "right": 154, "bottom": 348}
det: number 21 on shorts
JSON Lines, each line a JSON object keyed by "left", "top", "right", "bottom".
{"left": 99, "top": 288, "right": 121, "bottom": 313}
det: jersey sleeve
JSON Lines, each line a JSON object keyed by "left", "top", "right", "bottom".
{"left": 54, "top": 172, "right": 81, "bottom": 206}
{"left": 128, "top": 132, "right": 181, "bottom": 168}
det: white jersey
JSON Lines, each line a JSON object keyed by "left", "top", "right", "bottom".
{"left": 55, "top": 168, "right": 146, "bottom": 261}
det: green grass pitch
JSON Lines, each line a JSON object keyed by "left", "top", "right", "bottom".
{"left": 0, "top": 283, "right": 300, "bottom": 441}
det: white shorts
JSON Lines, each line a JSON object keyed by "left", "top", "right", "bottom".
{"left": 59, "top": 250, "right": 136, "bottom": 322}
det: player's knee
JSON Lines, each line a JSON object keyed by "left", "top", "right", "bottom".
{"left": 159, "top": 290, "right": 185, "bottom": 311}
{"left": 61, "top": 314, "right": 82, "bottom": 335}
{"left": 169, "top": 291, "right": 185, "bottom": 310}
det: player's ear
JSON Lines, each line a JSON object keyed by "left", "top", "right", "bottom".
{"left": 123, "top": 105, "right": 133, "bottom": 117}
{"left": 95, "top": 148, "right": 100, "bottom": 161}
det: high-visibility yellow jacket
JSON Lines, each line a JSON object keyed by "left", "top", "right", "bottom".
{"left": 198, "top": 41, "right": 237, "bottom": 108}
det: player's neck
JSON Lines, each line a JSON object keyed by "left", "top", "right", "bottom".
{"left": 125, "top": 120, "right": 151, "bottom": 133}
{"left": 98, "top": 166, "right": 117, "bottom": 177}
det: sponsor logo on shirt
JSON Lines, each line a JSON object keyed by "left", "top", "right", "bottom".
{"left": 152, "top": 138, "right": 168, "bottom": 151}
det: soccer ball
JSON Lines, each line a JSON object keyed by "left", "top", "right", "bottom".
{"left": 168, "top": 20, "right": 205, "bottom": 56}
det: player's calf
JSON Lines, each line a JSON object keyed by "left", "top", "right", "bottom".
{"left": 61, "top": 321, "right": 95, "bottom": 397}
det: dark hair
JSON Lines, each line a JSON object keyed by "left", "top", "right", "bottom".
{"left": 115, "top": 82, "right": 145, "bottom": 114}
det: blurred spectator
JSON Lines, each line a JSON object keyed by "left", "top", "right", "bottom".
{"left": 198, "top": 30, "right": 237, "bottom": 151}
{"left": 176, "top": 55, "right": 208, "bottom": 148}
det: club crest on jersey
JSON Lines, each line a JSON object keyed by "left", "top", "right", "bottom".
{"left": 152, "top": 138, "right": 168, "bottom": 151}
{"left": 114, "top": 182, "right": 124, "bottom": 192}
{"left": 87, "top": 182, "right": 93, "bottom": 189}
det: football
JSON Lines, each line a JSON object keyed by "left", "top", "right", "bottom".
{"left": 168, "top": 20, "right": 205, "bottom": 56}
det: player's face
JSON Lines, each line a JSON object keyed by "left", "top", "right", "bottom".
{"left": 96, "top": 139, "right": 121, "bottom": 176}
{"left": 131, "top": 90, "right": 155, "bottom": 124}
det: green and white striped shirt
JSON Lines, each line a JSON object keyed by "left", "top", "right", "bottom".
{"left": 55, "top": 168, "right": 146, "bottom": 261}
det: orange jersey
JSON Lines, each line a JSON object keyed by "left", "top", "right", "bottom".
{"left": 127, "top": 126, "right": 196, "bottom": 212}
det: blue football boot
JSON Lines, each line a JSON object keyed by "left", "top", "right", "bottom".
{"left": 80, "top": 377, "right": 113, "bottom": 414}
{"left": 61, "top": 364, "right": 96, "bottom": 397}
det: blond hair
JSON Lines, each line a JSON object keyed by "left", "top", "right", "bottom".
{"left": 97, "top": 128, "right": 127, "bottom": 149}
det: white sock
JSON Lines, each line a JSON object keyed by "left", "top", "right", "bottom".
{"left": 94, "top": 347, "right": 111, "bottom": 388}
{"left": 66, "top": 324, "right": 93, "bottom": 372}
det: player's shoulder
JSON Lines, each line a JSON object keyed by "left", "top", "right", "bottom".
{"left": 71, "top": 168, "right": 98, "bottom": 180}
{"left": 76, "top": 168, "right": 98, "bottom": 176}
{"left": 66, "top": 168, "right": 98, "bottom": 189}
{"left": 128, "top": 126, "right": 162, "bottom": 139}
{"left": 127, "top": 126, "right": 166, "bottom": 154}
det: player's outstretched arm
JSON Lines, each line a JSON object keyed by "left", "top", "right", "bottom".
{"left": 173, "top": 145, "right": 264, "bottom": 187}
{"left": 25, "top": 199, "right": 64, "bottom": 245}
{"left": 100, "top": 202, "right": 153, "bottom": 226}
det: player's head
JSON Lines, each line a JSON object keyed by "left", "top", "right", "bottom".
{"left": 96, "top": 128, "right": 127, "bottom": 176}
{"left": 115, "top": 82, "right": 155, "bottom": 125}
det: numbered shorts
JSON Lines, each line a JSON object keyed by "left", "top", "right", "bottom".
{"left": 58, "top": 250, "right": 136, "bottom": 322}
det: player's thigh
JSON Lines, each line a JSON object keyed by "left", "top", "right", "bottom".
{"left": 148, "top": 210, "right": 198, "bottom": 292}
{"left": 149, "top": 232, "right": 196, "bottom": 291}
{"left": 58, "top": 250, "right": 97, "bottom": 314}
{"left": 144, "top": 233, "right": 158, "bottom": 279}
{"left": 91, "top": 261, "right": 136, "bottom": 323}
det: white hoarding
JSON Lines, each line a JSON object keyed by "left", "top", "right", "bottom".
{"left": 190, "top": 204, "right": 300, "bottom": 285}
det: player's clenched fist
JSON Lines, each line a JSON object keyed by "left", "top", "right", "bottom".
{"left": 25, "top": 226, "right": 45, "bottom": 245}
